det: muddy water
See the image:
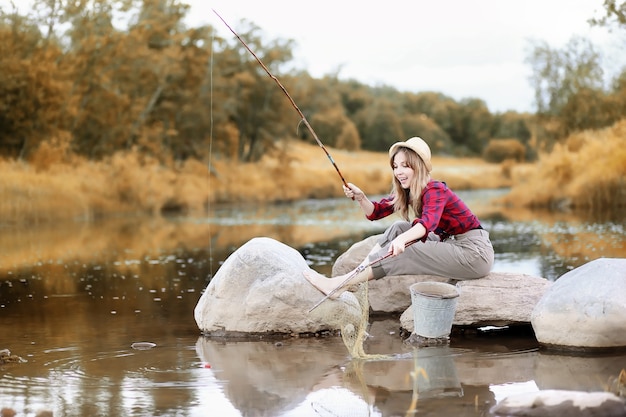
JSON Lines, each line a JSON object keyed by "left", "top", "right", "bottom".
{"left": 1, "top": 190, "right": 625, "bottom": 416}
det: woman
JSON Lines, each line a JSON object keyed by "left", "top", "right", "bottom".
{"left": 304, "top": 136, "right": 494, "bottom": 298}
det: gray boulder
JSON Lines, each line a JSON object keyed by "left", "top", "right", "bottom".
{"left": 531, "top": 257, "right": 626, "bottom": 350}
{"left": 334, "top": 234, "right": 551, "bottom": 328}
{"left": 194, "top": 237, "right": 361, "bottom": 335}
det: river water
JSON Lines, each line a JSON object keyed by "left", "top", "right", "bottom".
{"left": 0, "top": 189, "right": 624, "bottom": 416}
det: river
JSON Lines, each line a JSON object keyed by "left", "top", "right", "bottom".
{"left": 1, "top": 189, "right": 624, "bottom": 416}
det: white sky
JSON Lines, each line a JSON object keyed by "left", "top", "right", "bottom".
{"left": 190, "top": 0, "right": 620, "bottom": 113}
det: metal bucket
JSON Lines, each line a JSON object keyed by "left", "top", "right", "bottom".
{"left": 410, "top": 282, "right": 460, "bottom": 339}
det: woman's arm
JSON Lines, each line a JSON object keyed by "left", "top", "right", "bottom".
{"left": 344, "top": 183, "right": 374, "bottom": 216}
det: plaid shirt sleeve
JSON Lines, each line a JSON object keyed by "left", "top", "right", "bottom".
{"left": 366, "top": 196, "right": 395, "bottom": 220}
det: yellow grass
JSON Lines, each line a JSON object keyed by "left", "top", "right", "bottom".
{"left": 503, "top": 119, "right": 626, "bottom": 210}
{"left": 10, "top": 114, "right": 626, "bottom": 225}
{"left": 0, "top": 140, "right": 519, "bottom": 225}
{"left": 11, "top": 127, "right": 624, "bottom": 227}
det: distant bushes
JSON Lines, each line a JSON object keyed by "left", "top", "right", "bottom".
{"left": 483, "top": 138, "right": 526, "bottom": 163}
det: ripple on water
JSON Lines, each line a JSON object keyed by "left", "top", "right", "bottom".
{"left": 0, "top": 344, "right": 217, "bottom": 402}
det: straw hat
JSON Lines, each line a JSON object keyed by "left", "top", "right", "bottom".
{"left": 388, "top": 137, "right": 432, "bottom": 173}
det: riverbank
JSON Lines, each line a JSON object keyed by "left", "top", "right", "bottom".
{"left": 3, "top": 118, "right": 624, "bottom": 227}
{"left": 0, "top": 140, "right": 524, "bottom": 226}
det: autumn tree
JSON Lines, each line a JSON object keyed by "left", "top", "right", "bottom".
{"left": 0, "top": 5, "right": 69, "bottom": 159}
{"left": 491, "top": 111, "right": 534, "bottom": 159}
{"left": 589, "top": 0, "right": 626, "bottom": 128}
{"left": 402, "top": 92, "right": 459, "bottom": 139}
{"left": 288, "top": 73, "right": 361, "bottom": 150}
{"left": 59, "top": 0, "right": 147, "bottom": 158}
{"left": 336, "top": 79, "right": 373, "bottom": 118}
{"left": 354, "top": 95, "right": 404, "bottom": 152}
{"left": 589, "top": 0, "right": 626, "bottom": 26}
{"left": 442, "top": 98, "right": 493, "bottom": 155}
{"left": 214, "top": 22, "right": 298, "bottom": 162}
{"left": 1, "top": 0, "right": 535, "bottom": 166}
{"left": 527, "top": 36, "right": 604, "bottom": 117}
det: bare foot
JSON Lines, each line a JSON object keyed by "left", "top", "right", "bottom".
{"left": 303, "top": 269, "right": 342, "bottom": 298}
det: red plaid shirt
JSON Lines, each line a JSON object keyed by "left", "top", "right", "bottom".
{"left": 366, "top": 180, "right": 481, "bottom": 241}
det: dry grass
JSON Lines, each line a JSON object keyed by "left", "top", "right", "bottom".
{"left": 0, "top": 137, "right": 554, "bottom": 226}
{"left": 503, "top": 119, "right": 626, "bottom": 210}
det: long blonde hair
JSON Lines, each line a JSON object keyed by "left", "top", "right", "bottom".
{"left": 390, "top": 147, "right": 431, "bottom": 220}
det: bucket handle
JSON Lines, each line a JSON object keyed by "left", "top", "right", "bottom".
{"left": 417, "top": 291, "right": 460, "bottom": 300}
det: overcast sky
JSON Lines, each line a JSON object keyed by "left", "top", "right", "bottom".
{"left": 190, "top": 0, "right": 620, "bottom": 113}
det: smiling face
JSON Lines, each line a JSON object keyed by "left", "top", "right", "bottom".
{"left": 392, "top": 150, "right": 415, "bottom": 189}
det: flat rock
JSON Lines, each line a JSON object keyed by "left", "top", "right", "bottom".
{"left": 400, "top": 272, "right": 551, "bottom": 332}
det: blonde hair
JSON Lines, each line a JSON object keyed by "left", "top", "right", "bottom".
{"left": 390, "top": 147, "right": 431, "bottom": 220}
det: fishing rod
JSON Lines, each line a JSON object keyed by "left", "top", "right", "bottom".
{"left": 212, "top": 9, "right": 350, "bottom": 190}
{"left": 308, "top": 239, "right": 420, "bottom": 313}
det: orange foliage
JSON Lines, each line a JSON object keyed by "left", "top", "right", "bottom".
{"left": 504, "top": 119, "right": 626, "bottom": 210}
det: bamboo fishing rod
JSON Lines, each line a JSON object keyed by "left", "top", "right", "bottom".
{"left": 212, "top": 9, "right": 350, "bottom": 189}
{"left": 308, "top": 239, "right": 421, "bottom": 313}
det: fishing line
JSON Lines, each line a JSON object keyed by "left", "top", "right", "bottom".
{"left": 213, "top": 9, "right": 393, "bottom": 361}
{"left": 207, "top": 25, "right": 215, "bottom": 279}
{"left": 212, "top": 9, "right": 350, "bottom": 190}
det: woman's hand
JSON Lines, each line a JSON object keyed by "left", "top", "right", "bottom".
{"left": 343, "top": 183, "right": 365, "bottom": 201}
{"left": 387, "top": 223, "right": 426, "bottom": 256}
{"left": 388, "top": 235, "right": 410, "bottom": 256}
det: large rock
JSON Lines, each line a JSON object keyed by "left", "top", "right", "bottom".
{"left": 531, "top": 257, "right": 626, "bottom": 350}
{"left": 400, "top": 272, "right": 551, "bottom": 332}
{"left": 334, "top": 234, "right": 551, "bottom": 327}
{"left": 194, "top": 237, "right": 361, "bottom": 335}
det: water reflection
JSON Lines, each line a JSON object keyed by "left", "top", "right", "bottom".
{"left": 195, "top": 336, "right": 349, "bottom": 416}
{"left": 1, "top": 190, "right": 625, "bottom": 416}
{"left": 193, "top": 319, "right": 623, "bottom": 416}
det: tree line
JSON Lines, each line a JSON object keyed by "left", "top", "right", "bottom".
{"left": 0, "top": 0, "right": 624, "bottom": 166}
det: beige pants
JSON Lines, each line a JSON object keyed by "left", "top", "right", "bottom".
{"left": 369, "top": 221, "right": 494, "bottom": 280}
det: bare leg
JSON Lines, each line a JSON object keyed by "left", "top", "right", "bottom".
{"left": 303, "top": 266, "right": 374, "bottom": 298}
{"left": 303, "top": 243, "right": 381, "bottom": 297}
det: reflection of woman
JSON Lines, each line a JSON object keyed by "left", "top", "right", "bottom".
{"left": 304, "top": 136, "right": 494, "bottom": 297}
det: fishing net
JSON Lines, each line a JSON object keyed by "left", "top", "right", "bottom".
{"left": 316, "top": 236, "right": 392, "bottom": 360}
{"left": 338, "top": 280, "right": 389, "bottom": 361}
{"left": 339, "top": 282, "right": 369, "bottom": 359}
